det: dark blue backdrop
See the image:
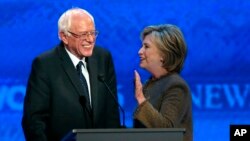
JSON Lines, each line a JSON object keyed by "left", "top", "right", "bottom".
{"left": 0, "top": 0, "right": 249, "bottom": 140}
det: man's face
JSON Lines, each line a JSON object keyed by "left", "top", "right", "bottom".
{"left": 63, "top": 13, "right": 97, "bottom": 59}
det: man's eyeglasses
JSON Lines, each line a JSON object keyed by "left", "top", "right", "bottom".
{"left": 67, "top": 30, "right": 99, "bottom": 39}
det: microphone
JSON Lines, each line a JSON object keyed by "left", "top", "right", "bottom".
{"left": 98, "top": 74, "right": 126, "bottom": 128}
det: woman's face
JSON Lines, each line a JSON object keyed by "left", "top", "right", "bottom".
{"left": 138, "top": 34, "right": 163, "bottom": 72}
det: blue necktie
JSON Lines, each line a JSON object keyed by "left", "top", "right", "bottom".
{"left": 76, "top": 61, "right": 91, "bottom": 111}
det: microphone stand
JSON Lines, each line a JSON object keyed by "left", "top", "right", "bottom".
{"left": 98, "top": 75, "right": 126, "bottom": 128}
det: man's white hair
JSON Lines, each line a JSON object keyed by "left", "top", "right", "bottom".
{"left": 58, "top": 7, "right": 95, "bottom": 39}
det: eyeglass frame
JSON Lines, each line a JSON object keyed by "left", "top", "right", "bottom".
{"left": 67, "top": 30, "right": 99, "bottom": 40}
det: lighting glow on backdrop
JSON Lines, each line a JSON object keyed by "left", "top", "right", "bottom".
{"left": 0, "top": 0, "right": 249, "bottom": 141}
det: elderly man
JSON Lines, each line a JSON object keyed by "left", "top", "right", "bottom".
{"left": 22, "top": 7, "right": 120, "bottom": 141}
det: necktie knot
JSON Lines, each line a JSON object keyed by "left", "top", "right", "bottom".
{"left": 77, "top": 61, "right": 84, "bottom": 71}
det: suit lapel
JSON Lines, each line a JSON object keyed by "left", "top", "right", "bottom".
{"left": 57, "top": 45, "right": 84, "bottom": 96}
{"left": 57, "top": 44, "right": 94, "bottom": 115}
{"left": 57, "top": 44, "right": 100, "bottom": 124}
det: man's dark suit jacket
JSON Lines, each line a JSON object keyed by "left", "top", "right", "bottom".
{"left": 22, "top": 43, "right": 120, "bottom": 141}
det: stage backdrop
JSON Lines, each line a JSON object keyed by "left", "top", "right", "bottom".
{"left": 0, "top": 0, "right": 249, "bottom": 140}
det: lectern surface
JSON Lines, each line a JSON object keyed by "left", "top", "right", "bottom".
{"left": 72, "top": 128, "right": 185, "bottom": 141}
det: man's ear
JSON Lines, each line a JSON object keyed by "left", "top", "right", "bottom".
{"left": 59, "top": 31, "right": 68, "bottom": 45}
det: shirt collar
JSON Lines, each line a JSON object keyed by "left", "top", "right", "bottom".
{"left": 64, "top": 47, "right": 86, "bottom": 68}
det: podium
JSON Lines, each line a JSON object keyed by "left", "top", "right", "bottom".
{"left": 71, "top": 128, "right": 185, "bottom": 141}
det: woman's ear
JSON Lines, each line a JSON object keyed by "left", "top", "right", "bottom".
{"left": 160, "top": 58, "right": 165, "bottom": 67}
{"left": 160, "top": 58, "right": 164, "bottom": 63}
